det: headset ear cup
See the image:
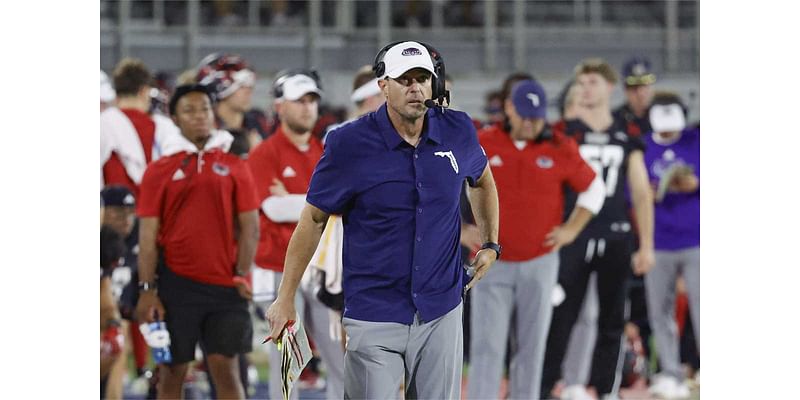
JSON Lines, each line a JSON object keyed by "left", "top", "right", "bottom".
{"left": 373, "top": 62, "right": 385, "bottom": 79}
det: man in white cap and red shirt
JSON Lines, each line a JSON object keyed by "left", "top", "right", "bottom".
{"left": 266, "top": 40, "right": 500, "bottom": 400}
{"left": 246, "top": 69, "right": 345, "bottom": 400}
{"left": 467, "top": 80, "right": 605, "bottom": 400}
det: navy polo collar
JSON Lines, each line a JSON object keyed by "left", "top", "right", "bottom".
{"left": 376, "top": 103, "right": 442, "bottom": 149}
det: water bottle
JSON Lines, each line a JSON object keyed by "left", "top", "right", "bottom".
{"left": 140, "top": 321, "right": 172, "bottom": 364}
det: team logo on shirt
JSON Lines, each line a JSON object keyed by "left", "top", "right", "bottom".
{"left": 489, "top": 155, "right": 503, "bottom": 167}
{"left": 434, "top": 151, "right": 459, "bottom": 174}
{"left": 536, "top": 156, "right": 554, "bottom": 169}
{"left": 212, "top": 162, "right": 230, "bottom": 176}
{"left": 282, "top": 166, "right": 297, "bottom": 178}
{"left": 172, "top": 169, "right": 186, "bottom": 181}
{"left": 614, "top": 131, "right": 629, "bottom": 142}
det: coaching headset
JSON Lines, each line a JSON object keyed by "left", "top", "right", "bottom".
{"left": 272, "top": 68, "right": 323, "bottom": 100}
{"left": 372, "top": 41, "right": 450, "bottom": 108}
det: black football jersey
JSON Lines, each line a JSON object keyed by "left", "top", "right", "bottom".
{"left": 556, "top": 117, "right": 646, "bottom": 239}
{"left": 612, "top": 103, "right": 651, "bottom": 137}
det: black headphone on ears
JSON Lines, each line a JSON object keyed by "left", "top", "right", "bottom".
{"left": 272, "top": 68, "right": 322, "bottom": 99}
{"left": 372, "top": 40, "right": 450, "bottom": 108}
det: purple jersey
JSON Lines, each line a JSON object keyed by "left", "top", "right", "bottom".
{"left": 644, "top": 126, "right": 700, "bottom": 250}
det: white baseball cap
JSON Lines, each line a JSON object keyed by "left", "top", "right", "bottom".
{"left": 649, "top": 103, "right": 686, "bottom": 133}
{"left": 276, "top": 74, "right": 322, "bottom": 101}
{"left": 100, "top": 70, "right": 116, "bottom": 103}
{"left": 379, "top": 41, "right": 437, "bottom": 79}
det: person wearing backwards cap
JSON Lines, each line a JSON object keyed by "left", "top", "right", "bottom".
{"left": 613, "top": 56, "right": 657, "bottom": 136}
{"left": 642, "top": 92, "right": 698, "bottom": 400}
{"left": 135, "top": 84, "right": 260, "bottom": 400}
{"left": 466, "top": 80, "right": 605, "bottom": 400}
{"left": 196, "top": 53, "right": 269, "bottom": 157}
{"left": 246, "top": 69, "right": 345, "bottom": 400}
{"left": 266, "top": 40, "right": 499, "bottom": 399}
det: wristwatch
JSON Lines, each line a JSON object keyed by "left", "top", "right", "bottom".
{"left": 138, "top": 281, "right": 157, "bottom": 292}
{"left": 481, "top": 242, "right": 502, "bottom": 260}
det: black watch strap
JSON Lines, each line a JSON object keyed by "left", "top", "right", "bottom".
{"left": 481, "top": 242, "right": 502, "bottom": 260}
{"left": 138, "top": 281, "right": 157, "bottom": 292}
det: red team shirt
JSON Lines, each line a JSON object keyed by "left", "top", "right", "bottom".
{"left": 479, "top": 125, "right": 596, "bottom": 261}
{"left": 137, "top": 148, "right": 259, "bottom": 287}
{"left": 246, "top": 127, "right": 324, "bottom": 271}
{"left": 103, "top": 108, "right": 156, "bottom": 198}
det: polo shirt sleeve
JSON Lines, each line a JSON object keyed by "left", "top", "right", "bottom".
{"left": 306, "top": 131, "right": 354, "bottom": 215}
{"left": 233, "top": 159, "right": 260, "bottom": 212}
{"left": 562, "top": 137, "right": 597, "bottom": 192}
{"left": 462, "top": 117, "right": 488, "bottom": 187}
{"left": 137, "top": 161, "right": 168, "bottom": 218}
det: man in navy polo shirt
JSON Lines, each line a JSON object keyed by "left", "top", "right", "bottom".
{"left": 267, "top": 41, "right": 500, "bottom": 399}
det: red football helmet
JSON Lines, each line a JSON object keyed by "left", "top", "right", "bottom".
{"left": 196, "top": 53, "right": 256, "bottom": 99}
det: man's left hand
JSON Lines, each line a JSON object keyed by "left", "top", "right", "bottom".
{"left": 233, "top": 276, "right": 253, "bottom": 300}
{"left": 465, "top": 248, "right": 498, "bottom": 291}
{"left": 631, "top": 247, "right": 655, "bottom": 276}
{"left": 544, "top": 225, "right": 579, "bottom": 253}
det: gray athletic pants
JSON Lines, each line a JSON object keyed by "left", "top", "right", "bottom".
{"left": 562, "top": 272, "right": 599, "bottom": 387}
{"left": 342, "top": 302, "right": 463, "bottom": 400}
{"left": 466, "top": 252, "right": 559, "bottom": 400}
{"left": 645, "top": 247, "right": 700, "bottom": 380}
{"left": 260, "top": 272, "right": 345, "bottom": 400}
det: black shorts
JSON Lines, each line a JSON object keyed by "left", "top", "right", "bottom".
{"left": 157, "top": 263, "right": 252, "bottom": 365}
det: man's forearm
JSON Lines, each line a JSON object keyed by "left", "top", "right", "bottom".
{"left": 563, "top": 206, "right": 594, "bottom": 235}
{"left": 468, "top": 167, "right": 500, "bottom": 243}
{"left": 276, "top": 205, "right": 329, "bottom": 300}
{"left": 632, "top": 192, "right": 654, "bottom": 249}
{"left": 236, "top": 210, "right": 259, "bottom": 275}
{"left": 628, "top": 152, "right": 655, "bottom": 250}
{"left": 138, "top": 217, "right": 159, "bottom": 284}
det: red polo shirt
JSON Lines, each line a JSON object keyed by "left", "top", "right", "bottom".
{"left": 137, "top": 148, "right": 259, "bottom": 286}
{"left": 246, "top": 127, "right": 324, "bottom": 271}
{"left": 103, "top": 108, "right": 156, "bottom": 198}
{"left": 479, "top": 125, "right": 596, "bottom": 261}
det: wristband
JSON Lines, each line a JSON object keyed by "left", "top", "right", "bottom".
{"left": 138, "top": 281, "right": 157, "bottom": 292}
{"left": 480, "top": 242, "right": 502, "bottom": 260}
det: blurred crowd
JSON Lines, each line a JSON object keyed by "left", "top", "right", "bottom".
{"left": 100, "top": 44, "right": 698, "bottom": 400}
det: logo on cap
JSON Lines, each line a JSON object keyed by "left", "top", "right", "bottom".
{"left": 632, "top": 63, "right": 647, "bottom": 76}
{"left": 123, "top": 194, "right": 135, "bottom": 206}
{"left": 401, "top": 48, "right": 423, "bottom": 56}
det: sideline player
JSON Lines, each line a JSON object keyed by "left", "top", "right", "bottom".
{"left": 541, "top": 58, "right": 655, "bottom": 400}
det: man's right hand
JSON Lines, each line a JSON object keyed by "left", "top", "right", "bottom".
{"left": 266, "top": 297, "right": 297, "bottom": 343}
{"left": 135, "top": 291, "right": 166, "bottom": 323}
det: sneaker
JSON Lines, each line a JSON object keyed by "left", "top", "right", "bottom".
{"left": 560, "top": 384, "right": 593, "bottom": 400}
{"left": 649, "top": 375, "right": 690, "bottom": 399}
